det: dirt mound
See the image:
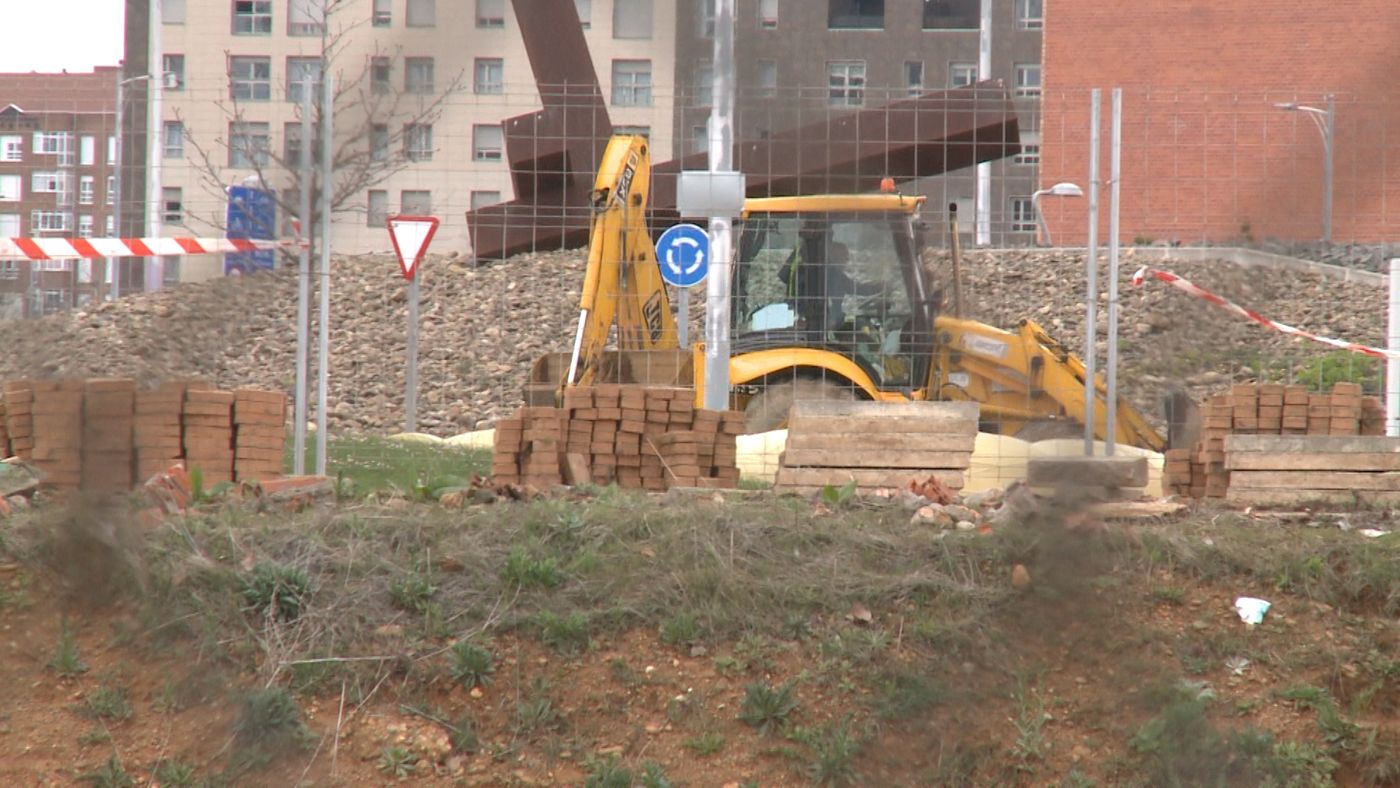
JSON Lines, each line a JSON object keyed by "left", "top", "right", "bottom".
{"left": 0, "top": 247, "right": 1382, "bottom": 436}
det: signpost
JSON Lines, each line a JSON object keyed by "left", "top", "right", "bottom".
{"left": 387, "top": 215, "right": 439, "bottom": 434}
{"left": 655, "top": 222, "right": 709, "bottom": 347}
{"left": 224, "top": 185, "right": 277, "bottom": 275}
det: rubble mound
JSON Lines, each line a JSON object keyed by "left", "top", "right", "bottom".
{"left": 0, "top": 247, "right": 1382, "bottom": 436}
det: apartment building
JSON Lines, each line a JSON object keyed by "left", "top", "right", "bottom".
{"left": 124, "top": 0, "right": 679, "bottom": 277}
{"left": 0, "top": 68, "right": 119, "bottom": 317}
{"left": 672, "top": 0, "right": 1044, "bottom": 244}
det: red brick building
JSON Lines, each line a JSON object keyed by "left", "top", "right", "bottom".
{"left": 1037, "top": 1, "right": 1400, "bottom": 245}
{"left": 0, "top": 68, "right": 118, "bottom": 317}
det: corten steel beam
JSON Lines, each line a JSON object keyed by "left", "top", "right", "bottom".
{"left": 466, "top": 0, "right": 1021, "bottom": 261}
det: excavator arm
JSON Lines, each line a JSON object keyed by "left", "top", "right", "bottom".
{"left": 564, "top": 135, "right": 679, "bottom": 393}
{"left": 932, "top": 315, "right": 1166, "bottom": 451}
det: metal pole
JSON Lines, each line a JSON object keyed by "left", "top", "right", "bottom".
{"left": 292, "top": 80, "right": 313, "bottom": 475}
{"left": 1323, "top": 94, "right": 1334, "bottom": 244}
{"left": 315, "top": 73, "right": 333, "bottom": 475}
{"left": 1105, "top": 88, "right": 1123, "bottom": 457}
{"left": 1388, "top": 258, "right": 1400, "bottom": 436}
{"left": 1083, "top": 90, "right": 1100, "bottom": 455}
{"left": 111, "top": 72, "right": 123, "bottom": 301}
{"left": 702, "top": 0, "right": 735, "bottom": 412}
{"left": 405, "top": 275, "right": 420, "bottom": 432}
{"left": 948, "top": 203, "right": 963, "bottom": 317}
{"left": 145, "top": 0, "right": 164, "bottom": 291}
{"left": 677, "top": 287, "right": 689, "bottom": 348}
{"left": 975, "top": 0, "right": 992, "bottom": 246}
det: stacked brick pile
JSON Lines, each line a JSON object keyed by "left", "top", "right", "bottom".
{"left": 81, "top": 379, "right": 136, "bottom": 492}
{"left": 31, "top": 380, "right": 84, "bottom": 491}
{"left": 1164, "top": 382, "right": 1384, "bottom": 499}
{"left": 3, "top": 382, "right": 33, "bottom": 460}
{"left": 233, "top": 389, "right": 290, "bottom": 481}
{"left": 492, "top": 384, "right": 743, "bottom": 491}
{"left": 183, "top": 390, "right": 236, "bottom": 484}
{"left": 135, "top": 381, "right": 201, "bottom": 480}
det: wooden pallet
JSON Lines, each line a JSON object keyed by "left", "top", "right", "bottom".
{"left": 774, "top": 400, "right": 978, "bottom": 495}
{"left": 1224, "top": 434, "right": 1400, "bottom": 507}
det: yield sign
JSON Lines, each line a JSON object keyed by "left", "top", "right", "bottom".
{"left": 386, "top": 214, "right": 440, "bottom": 281}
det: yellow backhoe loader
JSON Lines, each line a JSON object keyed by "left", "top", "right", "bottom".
{"left": 524, "top": 135, "right": 1168, "bottom": 450}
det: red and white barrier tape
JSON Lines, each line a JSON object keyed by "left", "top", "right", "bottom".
{"left": 1131, "top": 265, "right": 1399, "bottom": 360}
{"left": 0, "top": 236, "right": 298, "bottom": 261}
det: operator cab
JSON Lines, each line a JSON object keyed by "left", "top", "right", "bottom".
{"left": 731, "top": 195, "right": 936, "bottom": 390}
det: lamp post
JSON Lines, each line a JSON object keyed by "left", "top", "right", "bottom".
{"left": 1273, "top": 95, "right": 1334, "bottom": 243}
{"left": 1031, "top": 181, "right": 1084, "bottom": 246}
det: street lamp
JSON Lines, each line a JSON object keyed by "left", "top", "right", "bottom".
{"left": 1273, "top": 95, "right": 1334, "bottom": 243}
{"left": 1031, "top": 181, "right": 1084, "bottom": 246}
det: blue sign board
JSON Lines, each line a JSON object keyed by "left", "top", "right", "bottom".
{"left": 655, "top": 223, "right": 709, "bottom": 288}
{"left": 224, "top": 185, "right": 277, "bottom": 275}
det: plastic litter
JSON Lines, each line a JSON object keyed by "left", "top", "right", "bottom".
{"left": 1234, "top": 597, "right": 1271, "bottom": 626}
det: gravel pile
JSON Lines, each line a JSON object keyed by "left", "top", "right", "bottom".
{"left": 0, "top": 246, "right": 1384, "bottom": 436}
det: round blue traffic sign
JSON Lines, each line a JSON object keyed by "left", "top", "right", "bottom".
{"left": 655, "top": 223, "right": 709, "bottom": 288}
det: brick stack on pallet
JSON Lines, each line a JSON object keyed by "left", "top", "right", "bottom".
{"left": 233, "top": 389, "right": 289, "bottom": 481}
{"left": 3, "top": 382, "right": 33, "bottom": 461}
{"left": 31, "top": 380, "right": 84, "bottom": 491}
{"left": 1163, "top": 381, "right": 1385, "bottom": 499}
{"left": 135, "top": 381, "right": 199, "bottom": 480}
{"left": 491, "top": 385, "right": 743, "bottom": 491}
{"left": 81, "top": 378, "right": 136, "bottom": 492}
{"left": 1224, "top": 435, "right": 1400, "bottom": 507}
{"left": 773, "top": 400, "right": 979, "bottom": 496}
{"left": 182, "top": 390, "right": 236, "bottom": 484}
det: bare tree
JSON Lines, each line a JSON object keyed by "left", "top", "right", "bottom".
{"left": 178, "top": 0, "right": 464, "bottom": 260}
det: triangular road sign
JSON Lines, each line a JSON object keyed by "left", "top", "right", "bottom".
{"left": 387, "top": 215, "right": 440, "bottom": 281}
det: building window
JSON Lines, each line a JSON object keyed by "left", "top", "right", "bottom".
{"left": 163, "top": 54, "right": 185, "bottom": 90}
{"left": 476, "top": 0, "right": 505, "bottom": 28}
{"left": 949, "top": 62, "right": 977, "bottom": 87}
{"left": 31, "top": 211, "right": 70, "bottom": 233}
{"left": 232, "top": 0, "right": 273, "bottom": 34}
{"left": 107, "top": 136, "right": 116, "bottom": 164}
{"left": 474, "top": 58, "right": 504, "bottom": 94}
{"left": 0, "top": 136, "right": 20, "bottom": 162}
{"left": 286, "top": 57, "right": 323, "bottom": 103}
{"left": 471, "top": 190, "right": 502, "bottom": 211}
{"left": 690, "top": 125, "right": 708, "bottom": 155}
{"left": 0, "top": 175, "right": 20, "bottom": 202}
{"left": 105, "top": 175, "right": 114, "bottom": 205}
{"left": 756, "top": 60, "right": 776, "bottom": 98}
{"left": 80, "top": 136, "right": 96, "bottom": 166}
{"left": 699, "top": 0, "right": 714, "bottom": 37}
{"left": 613, "top": 125, "right": 649, "bottom": 139}
{"left": 78, "top": 215, "right": 95, "bottom": 238}
{"left": 404, "top": 124, "right": 434, "bottom": 162}
{"left": 611, "top": 60, "right": 652, "bottom": 106}
{"left": 288, "top": 0, "right": 325, "bottom": 35}
{"left": 575, "top": 0, "right": 591, "bottom": 27}
{"left": 1010, "top": 196, "right": 1036, "bottom": 233}
{"left": 164, "top": 0, "right": 187, "bottom": 23}
{"left": 922, "top": 0, "right": 977, "bottom": 30}
{"left": 1016, "top": 0, "right": 1043, "bottom": 29}
{"left": 828, "top": 0, "right": 883, "bottom": 30}
{"left": 105, "top": 215, "right": 114, "bottom": 235}
{"left": 1013, "top": 131, "right": 1040, "bottom": 165}
{"left": 229, "top": 121, "right": 271, "bottom": 167}
{"left": 401, "top": 190, "right": 431, "bottom": 215}
{"left": 32, "top": 132, "right": 73, "bottom": 159}
{"left": 1014, "top": 63, "right": 1042, "bottom": 97}
{"left": 0, "top": 214, "right": 17, "bottom": 239}
{"left": 406, "top": 0, "right": 435, "bottom": 27}
{"left": 229, "top": 56, "right": 272, "bottom": 101}
{"left": 79, "top": 176, "right": 95, "bottom": 204}
{"left": 613, "top": 0, "right": 652, "bottom": 39}
{"left": 693, "top": 59, "right": 713, "bottom": 107}
{"left": 283, "top": 123, "right": 321, "bottom": 168}
{"left": 472, "top": 124, "right": 503, "bottom": 161}
{"left": 371, "top": 124, "right": 389, "bottom": 162}
{"left": 163, "top": 187, "right": 183, "bottom": 224}
{"left": 405, "top": 57, "right": 434, "bottom": 94}
{"left": 827, "top": 60, "right": 865, "bottom": 107}
{"left": 905, "top": 61, "right": 924, "bottom": 95}
{"left": 32, "top": 172, "right": 64, "bottom": 193}
{"left": 370, "top": 57, "right": 391, "bottom": 94}
{"left": 367, "top": 189, "right": 388, "bottom": 226}
{"left": 42, "top": 290, "right": 69, "bottom": 314}
{"left": 372, "top": 0, "right": 391, "bottom": 26}
{"left": 759, "top": 0, "right": 778, "bottom": 28}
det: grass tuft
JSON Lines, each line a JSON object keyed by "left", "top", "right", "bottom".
{"left": 239, "top": 562, "right": 313, "bottom": 621}
{"left": 739, "top": 680, "right": 799, "bottom": 736}
{"left": 448, "top": 639, "right": 496, "bottom": 689}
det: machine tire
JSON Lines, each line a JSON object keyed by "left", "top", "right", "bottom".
{"left": 743, "top": 377, "right": 856, "bottom": 433}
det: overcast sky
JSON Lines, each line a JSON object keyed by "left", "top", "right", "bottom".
{"left": 0, "top": 1, "right": 126, "bottom": 73}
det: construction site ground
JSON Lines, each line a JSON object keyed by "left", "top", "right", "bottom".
{"left": 2, "top": 450, "right": 1398, "bottom": 786}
